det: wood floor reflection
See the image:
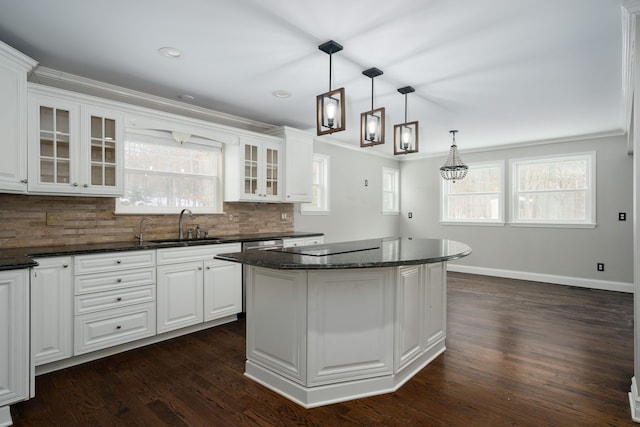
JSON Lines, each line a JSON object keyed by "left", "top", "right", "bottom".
{"left": 11, "top": 272, "right": 635, "bottom": 426}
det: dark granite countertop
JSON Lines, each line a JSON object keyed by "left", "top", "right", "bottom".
{"left": 0, "top": 231, "right": 324, "bottom": 270}
{"left": 215, "top": 237, "right": 472, "bottom": 270}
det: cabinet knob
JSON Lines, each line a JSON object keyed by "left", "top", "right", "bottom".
{"left": 73, "top": 182, "right": 79, "bottom": 187}
{"left": 116, "top": 278, "right": 122, "bottom": 283}
{"left": 116, "top": 325, "right": 122, "bottom": 330}
{"left": 63, "top": 263, "right": 68, "bottom": 268}
{"left": 198, "top": 267, "right": 203, "bottom": 271}
{"left": 206, "top": 266, "right": 210, "bottom": 270}
{"left": 116, "top": 297, "right": 122, "bottom": 301}
{"left": 116, "top": 260, "right": 122, "bottom": 264}
{"left": 83, "top": 184, "right": 89, "bottom": 188}
{"left": 20, "top": 179, "right": 28, "bottom": 184}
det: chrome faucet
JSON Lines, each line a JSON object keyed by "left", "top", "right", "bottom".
{"left": 178, "top": 209, "right": 193, "bottom": 239}
{"left": 136, "top": 217, "right": 155, "bottom": 244}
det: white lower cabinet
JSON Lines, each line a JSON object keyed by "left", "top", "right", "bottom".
{"left": 73, "top": 251, "right": 156, "bottom": 355}
{"left": 31, "top": 257, "right": 73, "bottom": 366}
{"left": 156, "top": 243, "right": 241, "bottom": 334}
{"left": 157, "top": 261, "right": 204, "bottom": 333}
{"left": 0, "top": 269, "right": 29, "bottom": 410}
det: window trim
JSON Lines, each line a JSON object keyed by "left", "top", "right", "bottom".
{"left": 115, "top": 129, "right": 223, "bottom": 215}
{"left": 440, "top": 160, "right": 505, "bottom": 225}
{"left": 509, "top": 152, "right": 596, "bottom": 228}
{"left": 382, "top": 167, "right": 400, "bottom": 215}
{"left": 300, "top": 153, "right": 330, "bottom": 215}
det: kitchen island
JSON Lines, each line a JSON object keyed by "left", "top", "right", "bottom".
{"left": 216, "top": 237, "right": 471, "bottom": 408}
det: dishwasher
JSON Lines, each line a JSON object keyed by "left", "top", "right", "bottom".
{"left": 241, "top": 239, "right": 284, "bottom": 313}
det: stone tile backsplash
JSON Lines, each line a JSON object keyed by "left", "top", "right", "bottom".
{"left": 0, "top": 194, "right": 294, "bottom": 249}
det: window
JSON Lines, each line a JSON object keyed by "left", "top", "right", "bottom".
{"left": 382, "top": 167, "right": 399, "bottom": 214}
{"left": 510, "top": 152, "right": 595, "bottom": 227}
{"left": 441, "top": 162, "right": 504, "bottom": 224}
{"left": 301, "top": 154, "right": 330, "bottom": 214}
{"left": 116, "top": 130, "right": 223, "bottom": 214}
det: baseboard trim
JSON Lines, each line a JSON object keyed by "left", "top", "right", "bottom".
{"left": 447, "top": 264, "right": 633, "bottom": 293}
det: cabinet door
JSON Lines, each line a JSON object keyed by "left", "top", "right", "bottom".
{"left": 27, "top": 93, "right": 80, "bottom": 194}
{"left": 31, "top": 257, "right": 73, "bottom": 366}
{"left": 157, "top": 262, "right": 204, "bottom": 333}
{"left": 284, "top": 132, "right": 313, "bottom": 202}
{"left": 81, "top": 104, "right": 123, "bottom": 196}
{"left": 262, "top": 140, "right": 282, "bottom": 202}
{"left": 241, "top": 139, "right": 261, "bottom": 200}
{"left": 394, "top": 265, "right": 423, "bottom": 372}
{"left": 0, "top": 269, "right": 29, "bottom": 407}
{"left": 203, "top": 259, "right": 241, "bottom": 321}
{"left": 0, "top": 43, "right": 34, "bottom": 193}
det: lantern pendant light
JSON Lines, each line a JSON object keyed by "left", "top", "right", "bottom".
{"left": 360, "top": 67, "right": 385, "bottom": 147}
{"left": 316, "top": 40, "right": 346, "bottom": 136}
{"left": 393, "top": 86, "right": 419, "bottom": 155}
{"left": 440, "top": 130, "right": 468, "bottom": 183}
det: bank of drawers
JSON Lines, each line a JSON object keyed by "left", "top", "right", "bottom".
{"left": 73, "top": 251, "right": 156, "bottom": 355}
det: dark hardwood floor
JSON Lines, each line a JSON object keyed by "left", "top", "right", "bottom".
{"left": 11, "top": 272, "right": 635, "bottom": 426}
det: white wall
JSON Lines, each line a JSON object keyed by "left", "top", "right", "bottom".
{"left": 294, "top": 140, "right": 400, "bottom": 243}
{"left": 399, "top": 134, "right": 633, "bottom": 289}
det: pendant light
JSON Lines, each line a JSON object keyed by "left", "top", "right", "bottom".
{"left": 316, "top": 40, "right": 346, "bottom": 136}
{"left": 440, "top": 130, "right": 468, "bottom": 183}
{"left": 360, "top": 67, "right": 385, "bottom": 147}
{"left": 393, "top": 86, "right": 419, "bottom": 155}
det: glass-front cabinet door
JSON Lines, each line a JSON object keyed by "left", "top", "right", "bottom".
{"left": 263, "top": 141, "right": 280, "bottom": 200}
{"left": 243, "top": 142, "right": 259, "bottom": 197}
{"left": 28, "top": 94, "right": 80, "bottom": 193}
{"left": 83, "top": 105, "right": 122, "bottom": 195}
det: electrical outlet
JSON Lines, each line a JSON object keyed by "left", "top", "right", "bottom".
{"left": 281, "top": 212, "right": 287, "bottom": 220}
{"left": 597, "top": 263, "right": 604, "bottom": 272}
{"left": 408, "top": 212, "right": 413, "bottom": 219}
{"left": 619, "top": 212, "right": 627, "bottom": 221}
{"left": 46, "top": 211, "right": 64, "bottom": 226}
{"left": 364, "top": 179, "right": 368, "bottom": 187}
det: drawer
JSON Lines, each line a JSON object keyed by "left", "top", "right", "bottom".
{"left": 283, "top": 238, "right": 305, "bottom": 248}
{"left": 75, "top": 284, "right": 156, "bottom": 315}
{"left": 75, "top": 251, "right": 156, "bottom": 275}
{"left": 156, "top": 243, "right": 241, "bottom": 265}
{"left": 74, "top": 302, "right": 156, "bottom": 355}
{"left": 74, "top": 267, "right": 155, "bottom": 295}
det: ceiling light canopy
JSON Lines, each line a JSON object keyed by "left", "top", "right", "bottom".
{"left": 440, "top": 130, "right": 468, "bottom": 182}
{"left": 360, "top": 67, "right": 385, "bottom": 147}
{"left": 316, "top": 40, "right": 345, "bottom": 136}
{"left": 394, "top": 86, "right": 418, "bottom": 155}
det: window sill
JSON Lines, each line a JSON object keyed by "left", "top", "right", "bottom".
{"left": 440, "top": 221, "right": 505, "bottom": 227}
{"left": 509, "top": 222, "right": 597, "bottom": 229}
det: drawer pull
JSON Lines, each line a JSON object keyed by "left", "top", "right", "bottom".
{"left": 116, "top": 278, "right": 122, "bottom": 283}
{"left": 63, "top": 263, "right": 69, "bottom": 268}
{"left": 116, "top": 297, "right": 122, "bottom": 302}
{"left": 116, "top": 325, "right": 122, "bottom": 330}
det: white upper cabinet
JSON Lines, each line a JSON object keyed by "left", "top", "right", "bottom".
{"left": 27, "top": 86, "right": 123, "bottom": 196}
{"left": 267, "top": 126, "right": 313, "bottom": 203}
{"left": 225, "top": 135, "right": 282, "bottom": 202}
{"left": 0, "top": 41, "right": 36, "bottom": 193}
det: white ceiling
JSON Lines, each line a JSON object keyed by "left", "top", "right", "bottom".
{"left": 0, "top": 0, "right": 626, "bottom": 156}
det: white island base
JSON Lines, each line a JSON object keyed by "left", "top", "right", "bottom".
{"left": 245, "top": 262, "right": 447, "bottom": 408}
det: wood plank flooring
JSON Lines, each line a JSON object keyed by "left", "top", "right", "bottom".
{"left": 11, "top": 272, "right": 635, "bottom": 426}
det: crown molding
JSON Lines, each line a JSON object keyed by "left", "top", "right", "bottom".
{"left": 0, "top": 40, "right": 37, "bottom": 71}
{"left": 624, "top": 0, "right": 640, "bottom": 15}
{"left": 29, "top": 66, "right": 277, "bottom": 133}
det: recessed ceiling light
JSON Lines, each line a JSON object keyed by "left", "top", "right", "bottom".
{"left": 158, "top": 47, "right": 182, "bottom": 58}
{"left": 272, "top": 90, "right": 291, "bottom": 99}
{"left": 179, "top": 94, "right": 195, "bottom": 101}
